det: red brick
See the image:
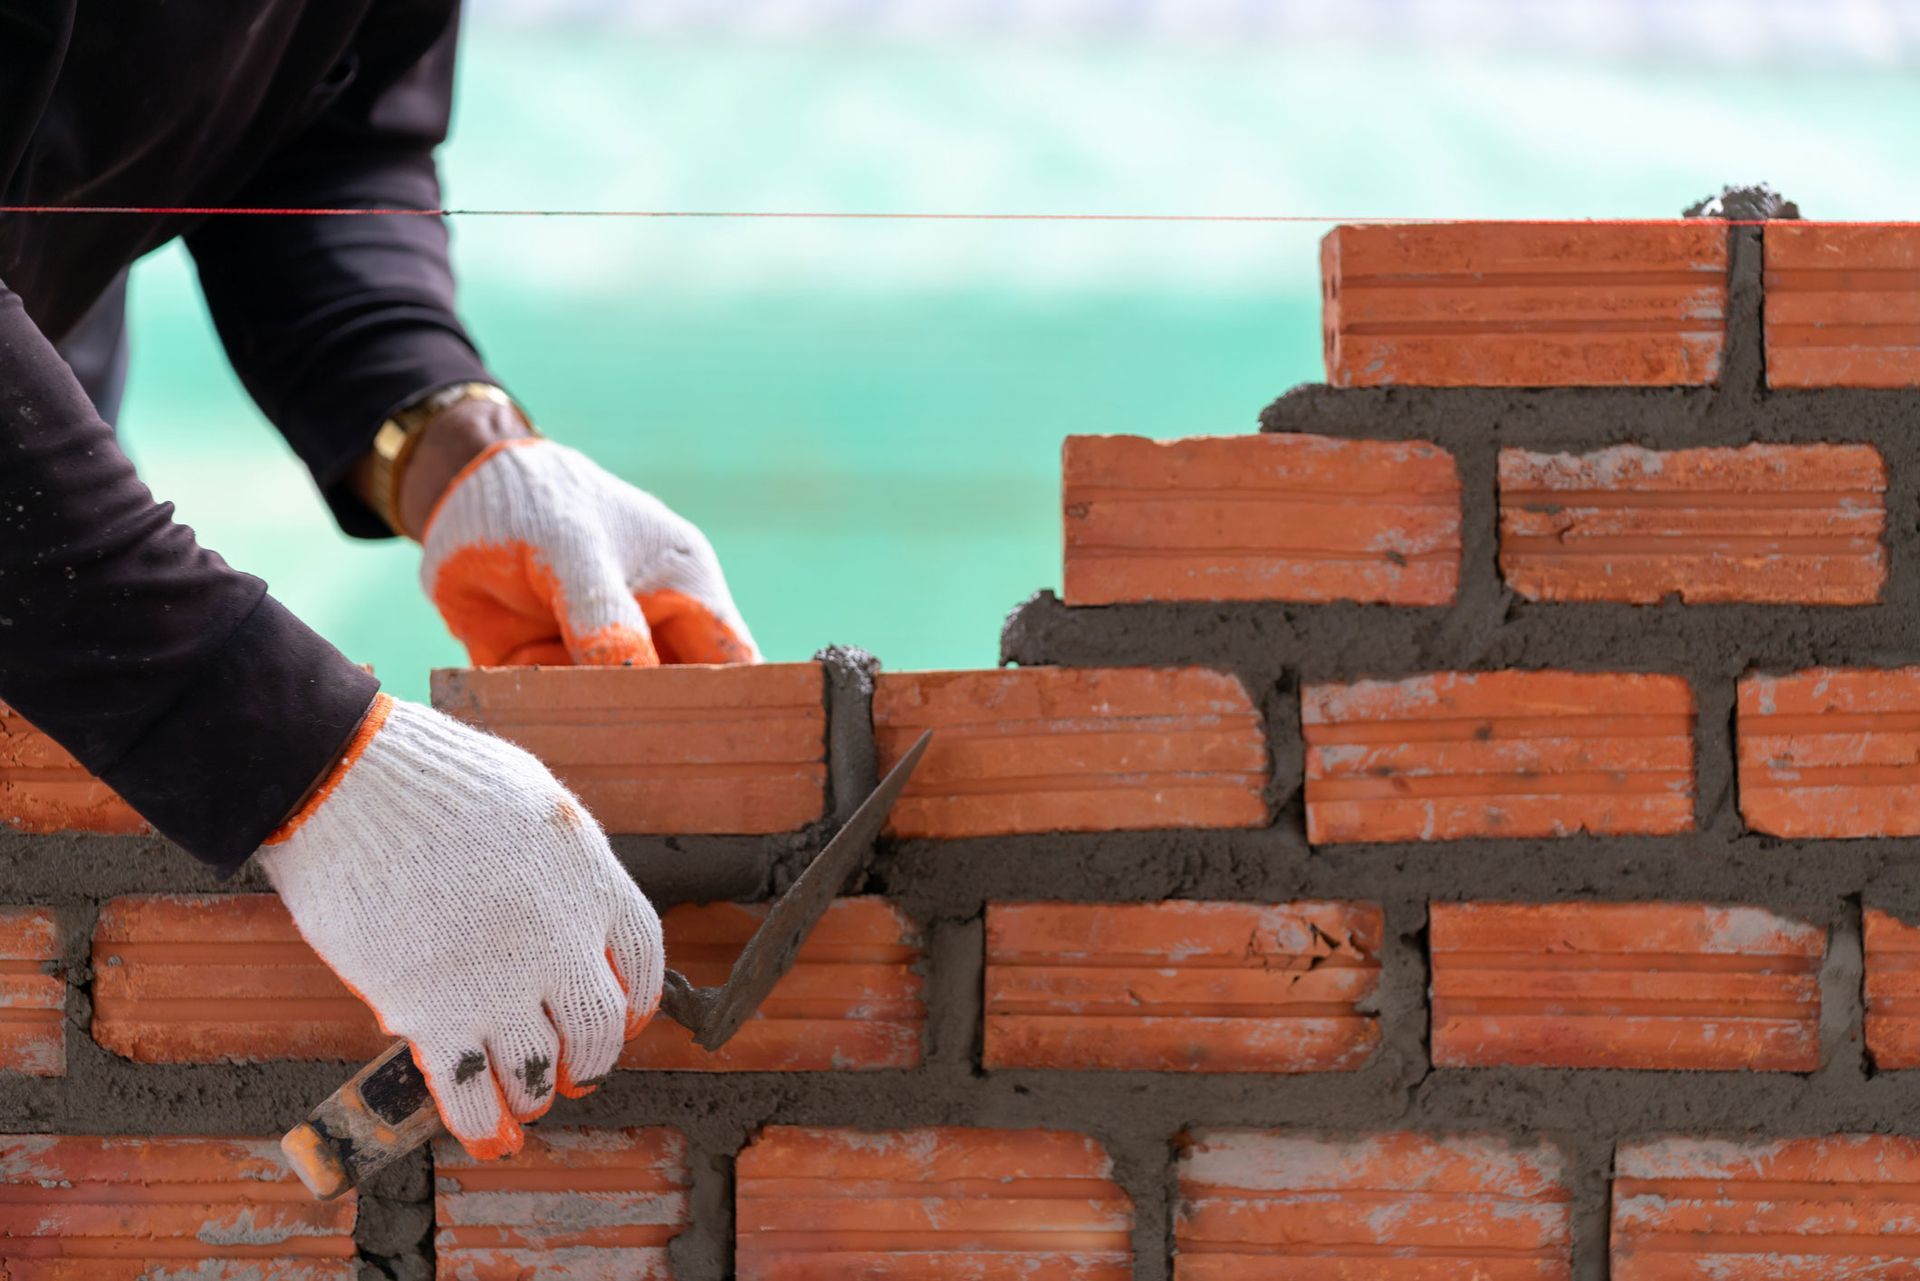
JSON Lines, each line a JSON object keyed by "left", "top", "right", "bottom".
{"left": 1737, "top": 666, "right": 1920, "bottom": 839}
{"left": 1765, "top": 223, "right": 1920, "bottom": 387}
{"left": 1322, "top": 222, "right": 1727, "bottom": 387}
{"left": 736, "top": 1126, "right": 1132, "bottom": 1280}
{"left": 91, "top": 894, "right": 385, "bottom": 1064}
{"left": 620, "top": 898, "right": 922, "bottom": 1071}
{"left": 1302, "top": 670, "right": 1695, "bottom": 844}
{"left": 1062, "top": 433, "right": 1461, "bottom": 607}
{"left": 873, "top": 667, "right": 1268, "bottom": 839}
{"left": 1613, "top": 1134, "right": 1920, "bottom": 1279}
{"left": 1431, "top": 902, "right": 1824, "bottom": 1071}
{"left": 432, "top": 663, "right": 826, "bottom": 834}
{"left": 1499, "top": 444, "right": 1887, "bottom": 605}
{"left": 434, "top": 1127, "right": 687, "bottom": 1279}
{"left": 984, "top": 900, "right": 1381, "bottom": 1072}
{"left": 1864, "top": 908, "right": 1920, "bottom": 1069}
{"left": 0, "top": 908, "right": 62, "bottom": 1077}
{"left": 1175, "top": 1129, "right": 1571, "bottom": 1280}
{"left": 0, "top": 1134, "right": 356, "bottom": 1278}
{"left": 0, "top": 702, "right": 145, "bottom": 836}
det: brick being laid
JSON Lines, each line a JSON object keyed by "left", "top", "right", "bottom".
{"left": 984, "top": 900, "right": 1382, "bottom": 1072}
{"left": 1430, "top": 902, "right": 1824, "bottom": 1071}
{"left": 0, "top": 1134, "right": 357, "bottom": 1278}
{"left": 90, "top": 894, "right": 385, "bottom": 1064}
{"left": 873, "top": 667, "right": 1268, "bottom": 838}
{"left": 0, "top": 908, "right": 60, "bottom": 1077}
{"left": 1302, "top": 670, "right": 1696, "bottom": 844}
{"left": 431, "top": 662, "right": 827, "bottom": 834}
{"left": 1321, "top": 221, "right": 1728, "bottom": 387}
{"left": 1174, "top": 1129, "right": 1572, "bottom": 1280}
{"left": 1062, "top": 433, "right": 1461, "bottom": 607}
{"left": 1864, "top": 908, "right": 1920, "bottom": 1069}
{"left": 1765, "top": 223, "right": 1920, "bottom": 387}
{"left": 735, "top": 1126, "right": 1132, "bottom": 1280}
{"left": 619, "top": 897, "right": 922, "bottom": 1071}
{"left": 1737, "top": 666, "right": 1920, "bottom": 839}
{"left": 0, "top": 701, "right": 145, "bottom": 836}
{"left": 1498, "top": 443, "right": 1887, "bottom": 605}
{"left": 434, "top": 1127, "right": 688, "bottom": 1280}
{"left": 1613, "top": 1134, "right": 1920, "bottom": 1278}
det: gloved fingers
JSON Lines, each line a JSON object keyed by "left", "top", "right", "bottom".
{"left": 553, "top": 551, "right": 660, "bottom": 667}
{"left": 427, "top": 542, "right": 564, "bottom": 666}
{"left": 605, "top": 888, "right": 667, "bottom": 1038}
{"left": 411, "top": 1040, "right": 522, "bottom": 1162}
{"left": 637, "top": 589, "right": 760, "bottom": 665}
{"left": 548, "top": 960, "right": 631, "bottom": 1098}
{"left": 485, "top": 1013, "right": 563, "bottom": 1123}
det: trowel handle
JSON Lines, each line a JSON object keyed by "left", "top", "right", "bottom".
{"left": 281, "top": 1040, "right": 442, "bottom": 1200}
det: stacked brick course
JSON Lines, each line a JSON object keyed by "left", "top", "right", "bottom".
{"left": 8, "top": 197, "right": 1920, "bottom": 1277}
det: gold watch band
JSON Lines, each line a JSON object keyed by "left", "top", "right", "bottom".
{"left": 362, "top": 383, "right": 532, "bottom": 538}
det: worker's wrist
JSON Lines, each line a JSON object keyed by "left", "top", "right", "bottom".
{"left": 397, "top": 394, "right": 536, "bottom": 539}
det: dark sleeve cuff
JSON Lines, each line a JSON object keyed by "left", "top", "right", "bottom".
{"left": 100, "top": 594, "right": 381, "bottom": 874}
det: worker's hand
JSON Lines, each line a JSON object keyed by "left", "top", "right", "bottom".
{"left": 256, "top": 694, "right": 664, "bottom": 1160}
{"left": 419, "top": 438, "right": 759, "bottom": 667}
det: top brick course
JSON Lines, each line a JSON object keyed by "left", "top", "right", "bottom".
{"left": 0, "top": 701, "right": 144, "bottom": 837}
{"left": 1321, "top": 222, "right": 1728, "bottom": 387}
{"left": 1766, "top": 223, "right": 1920, "bottom": 387}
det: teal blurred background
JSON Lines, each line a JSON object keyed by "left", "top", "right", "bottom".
{"left": 113, "top": 4, "right": 1920, "bottom": 700}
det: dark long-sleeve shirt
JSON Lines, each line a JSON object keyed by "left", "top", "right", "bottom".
{"left": 0, "top": 0, "right": 495, "bottom": 871}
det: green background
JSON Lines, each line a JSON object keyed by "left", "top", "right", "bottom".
{"left": 112, "top": 26, "right": 1920, "bottom": 700}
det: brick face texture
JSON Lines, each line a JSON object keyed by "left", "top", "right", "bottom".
{"left": 1430, "top": 902, "right": 1825, "bottom": 1071}
{"left": 873, "top": 667, "right": 1268, "bottom": 838}
{"left": 0, "top": 1134, "right": 357, "bottom": 1277}
{"left": 0, "top": 908, "right": 61, "bottom": 1077}
{"left": 1737, "top": 666, "right": 1920, "bottom": 839}
{"left": 1174, "top": 1130, "right": 1573, "bottom": 1279}
{"left": 1497, "top": 444, "right": 1888, "bottom": 605}
{"left": 0, "top": 701, "right": 144, "bottom": 836}
{"left": 1062, "top": 433, "right": 1461, "bottom": 607}
{"left": 91, "top": 894, "right": 384, "bottom": 1064}
{"left": 1302, "top": 670, "right": 1696, "bottom": 843}
{"left": 618, "top": 898, "right": 922, "bottom": 1071}
{"left": 1612, "top": 1135, "right": 1920, "bottom": 1278}
{"left": 432, "top": 663, "right": 827, "bottom": 834}
{"left": 1863, "top": 909, "right": 1920, "bottom": 1069}
{"left": 434, "top": 1127, "right": 688, "bottom": 1280}
{"left": 1321, "top": 221, "right": 1727, "bottom": 387}
{"left": 984, "top": 900, "right": 1382, "bottom": 1072}
{"left": 736, "top": 1126, "right": 1133, "bottom": 1279}
{"left": 1765, "top": 223, "right": 1920, "bottom": 387}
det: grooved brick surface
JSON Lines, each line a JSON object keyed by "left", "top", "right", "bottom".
{"left": 1864, "top": 909, "right": 1920, "bottom": 1069}
{"left": 984, "top": 900, "right": 1382, "bottom": 1072}
{"left": 1765, "top": 223, "right": 1920, "bottom": 387}
{"left": 1431, "top": 902, "right": 1824, "bottom": 1071}
{"left": 91, "top": 895, "right": 384, "bottom": 1064}
{"left": 0, "top": 702, "right": 145, "bottom": 836}
{"left": 0, "top": 1134, "right": 357, "bottom": 1278}
{"left": 1737, "top": 666, "right": 1920, "bottom": 839}
{"left": 1498, "top": 444, "right": 1887, "bottom": 605}
{"left": 1175, "top": 1129, "right": 1572, "bottom": 1280}
{"left": 736, "top": 1126, "right": 1133, "bottom": 1280}
{"left": 434, "top": 1127, "right": 688, "bottom": 1279}
{"left": 432, "top": 663, "right": 827, "bottom": 834}
{"left": 1062, "top": 433, "right": 1461, "bottom": 607}
{"left": 1321, "top": 222, "right": 1728, "bottom": 387}
{"left": 619, "top": 898, "right": 922, "bottom": 1071}
{"left": 1302, "top": 670, "right": 1696, "bottom": 844}
{"left": 873, "top": 667, "right": 1268, "bottom": 838}
{"left": 0, "top": 909, "right": 61, "bottom": 1077}
{"left": 1613, "top": 1134, "right": 1920, "bottom": 1278}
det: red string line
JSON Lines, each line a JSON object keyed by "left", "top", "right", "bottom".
{"left": 0, "top": 206, "right": 1913, "bottom": 225}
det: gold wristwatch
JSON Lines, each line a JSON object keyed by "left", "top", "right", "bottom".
{"left": 359, "top": 383, "right": 533, "bottom": 538}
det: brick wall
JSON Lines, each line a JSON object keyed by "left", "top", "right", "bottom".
{"left": 5, "top": 205, "right": 1920, "bottom": 1278}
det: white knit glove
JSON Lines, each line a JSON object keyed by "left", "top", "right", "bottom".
{"left": 256, "top": 694, "right": 664, "bottom": 1160}
{"left": 420, "top": 438, "right": 760, "bottom": 667}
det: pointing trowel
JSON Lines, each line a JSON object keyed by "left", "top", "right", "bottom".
{"left": 280, "top": 729, "right": 932, "bottom": 1200}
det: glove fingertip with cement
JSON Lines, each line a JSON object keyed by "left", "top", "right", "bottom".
{"left": 256, "top": 694, "right": 664, "bottom": 1159}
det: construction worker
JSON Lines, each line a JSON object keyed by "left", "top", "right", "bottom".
{"left": 0, "top": 4, "right": 757, "bottom": 1158}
